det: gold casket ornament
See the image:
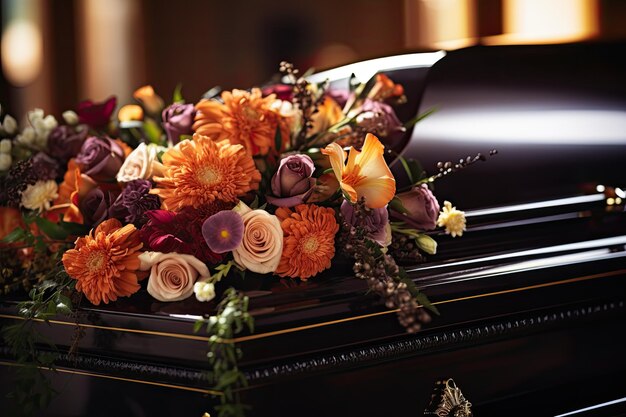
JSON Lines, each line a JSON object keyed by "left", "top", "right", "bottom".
{"left": 424, "top": 378, "right": 472, "bottom": 417}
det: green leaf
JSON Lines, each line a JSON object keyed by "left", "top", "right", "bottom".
{"left": 193, "top": 319, "right": 204, "bottom": 334}
{"left": 216, "top": 370, "right": 240, "bottom": 390}
{"left": 389, "top": 196, "right": 409, "bottom": 215}
{"left": 1, "top": 227, "right": 26, "bottom": 243}
{"left": 404, "top": 107, "right": 437, "bottom": 130}
{"left": 398, "top": 155, "right": 414, "bottom": 184}
{"left": 172, "top": 83, "right": 185, "bottom": 104}
{"left": 143, "top": 117, "right": 163, "bottom": 145}
{"left": 406, "top": 158, "right": 425, "bottom": 182}
{"left": 59, "top": 221, "right": 90, "bottom": 237}
{"left": 34, "top": 217, "right": 68, "bottom": 240}
{"left": 249, "top": 195, "right": 259, "bottom": 209}
{"left": 274, "top": 126, "right": 282, "bottom": 152}
{"left": 414, "top": 291, "right": 439, "bottom": 315}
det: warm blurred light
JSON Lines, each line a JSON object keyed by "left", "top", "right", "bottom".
{"left": 404, "top": 0, "right": 476, "bottom": 50}
{"left": 484, "top": 0, "right": 598, "bottom": 45}
{"left": 77, "top": 0, "right": 143, "bottom": 103}
{"left": 313, "top": 43, "right": 359, "bottom": 70}
{"left": 1, "top": 19, "right": 43, "bottom": 86}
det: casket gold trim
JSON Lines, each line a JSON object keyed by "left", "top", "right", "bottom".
{"left": 0, "top": 361, "right": 223, "bottom": 396}
{"left": 1, "top": 269, "right": 623, "bottom": 344}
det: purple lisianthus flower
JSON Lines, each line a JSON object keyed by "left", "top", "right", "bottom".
{"left": 75, "top": 136, "right": 125, "bottom": 181}
{"left": 356, "top": 99, "right": 405, "bottom": 142}
{"left": 79, "top": 186, "right": 121, "bottom": 227}
{"left": 202, "top": 210, "right": 244, "bottom": 253}
{"left": 341, "top": 200, "right": 391, "bottom": 247}
{"left": 47, "top": 125, "right": 88, "bottom": 162}
{"left": 110, "top": 179, "right": 161, "bottom": 226}
{"left": 162, "top": 103, "right": 195, "bottom": 145}
{"left": 266, "top": 154, "right": 316, "bottom": 207}
{"left": 391, "top": 184, "right": 440, "bottom": 231}
{"left": 31, "top": 152, "right": 60, "bottom": 181}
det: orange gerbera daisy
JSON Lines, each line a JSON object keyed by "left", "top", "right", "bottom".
{"left": 193, "top": 88, "right": 288, "bottom": 155}
{"left": 321, "top": 133, "right": 395, "bottom": 209}
{"left": 151, "top": 133, "right": 261, "bottom": 211}
{"left": 275, "top": 204, "right": 339, "bottom": 280}
{"left": 62, "top": 218, "right": 143, "bottom": 305}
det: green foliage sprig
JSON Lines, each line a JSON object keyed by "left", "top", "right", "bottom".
{"left": 2, "top": 266, "right": 76, "bottom": 416}
{"left": 193, "top": 288, "right": 254, "bottom": 417}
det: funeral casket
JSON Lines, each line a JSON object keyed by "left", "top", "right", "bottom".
{"left": 2, "top": 42, "right": 626, "bottom": 417}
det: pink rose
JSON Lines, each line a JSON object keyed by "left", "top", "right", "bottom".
{"left": 139, "top": 251, "right": 211, "bottom": 302}
{"left": 232, "top": 202, "right": 283, "bottom": 274}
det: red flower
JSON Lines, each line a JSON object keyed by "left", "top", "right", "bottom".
{"left": 77, "top": 96, "right": 117, "bottom": 128}
{"left": 140, "top": 203, "right": 231, "bottom": 264}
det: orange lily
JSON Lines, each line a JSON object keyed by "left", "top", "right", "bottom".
{"left": 321, "top": 133, "right": 395, "bottom": 208}
{"left": 118, "top": 104, "right": 144, "bottom": 122}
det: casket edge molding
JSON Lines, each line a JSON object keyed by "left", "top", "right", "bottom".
{"left": 1, "top": 296, "right": 623, "bottom": 392}
{"left": 1, "top": 268, "right": 623, "bottom": 345}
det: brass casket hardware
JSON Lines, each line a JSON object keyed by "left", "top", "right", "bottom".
{"left": 424, "top": 378, "right": 472, "bottom": 417}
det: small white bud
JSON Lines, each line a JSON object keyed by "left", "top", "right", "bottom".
{"left": 28, "top": 108, "right": 44, "bottom": 122}
{"left": 33, "top": 118, "right": 47, "bottom": 134}
{"left": 0, "top": 153, "right": 12, "bottom": 171}
{"left": 62, "top": 110, "right": 79, "bottom": 125}
{"left": 0, "top": 138, "right": 11, "bottom": 153}
{"left": 2, "top": 115, "right": 18, "bottom": 135}
{"left": 43, "top": 115, "right": 58, "bottom": 130}
{"left": 194, "top": 281, "right": 216, "bottom": 302}
{"left": 17, "top": 127, "right": 36, "bottom": 145}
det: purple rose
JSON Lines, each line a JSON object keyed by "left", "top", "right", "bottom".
{"left": 341, "top": 200, "right": 391, "bottom": 246}
{"left": 47, "top": 125, "right": 88, "bottom": 162}
{"left": 110, "top": 179, "right": 161, "bottom": 225}
{"left": 162, "top": 103, "right": 195, "bottom": 145}
{"left": 266, "top": 154, "right": 316, "bottom": 207}
{"left": 31, "top": 152, "right": 60, "bottom": 181}
{"left": 391, "top": 184, "right": 440, "bottom": 231}
{"left": 79, "top": 186, "right": 121, "bottom": 227}
{"left": 75, "top": 136, "right": 125, "bottom": 181}
{"left": 356, "top": 99, "right": 405, "bottom": 144}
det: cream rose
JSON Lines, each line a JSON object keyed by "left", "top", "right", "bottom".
{"left": 139, "top": 251, "right": 211, "bottom": 302}
{"left": 116, "top": 143, "right": 164, "bottom": 183}
{"left": 233, "top": 202, "right": 283, "bottom": 274}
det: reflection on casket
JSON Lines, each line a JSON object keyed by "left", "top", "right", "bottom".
{"left": 2, "top": 42, "right": 626, "bottom": 417}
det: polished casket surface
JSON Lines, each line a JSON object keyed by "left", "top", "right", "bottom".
{"left": 1, "top": 42, "right": 626, "bottom": 417}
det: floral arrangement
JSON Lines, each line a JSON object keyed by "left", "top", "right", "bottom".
{"left": 0, "top": 63, "right": 483, "bottom": 417}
